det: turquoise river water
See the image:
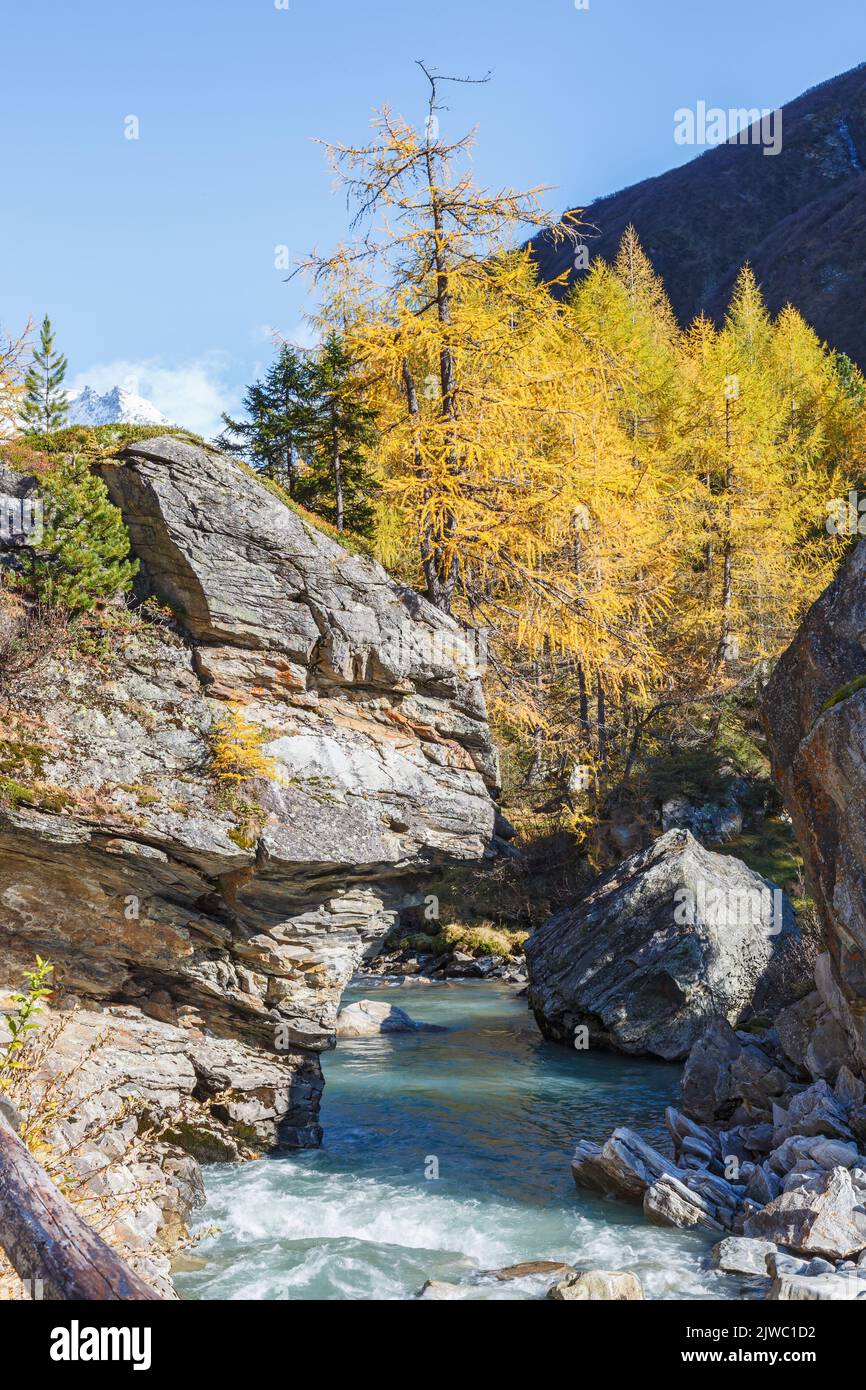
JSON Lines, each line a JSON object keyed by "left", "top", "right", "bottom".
{"left": 175, "top": 981, "right": 746, "bottom": 1300}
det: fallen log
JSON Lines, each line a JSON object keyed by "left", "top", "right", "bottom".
{"left": 0, "top": 1108, "right": 161, "bottom": 1300}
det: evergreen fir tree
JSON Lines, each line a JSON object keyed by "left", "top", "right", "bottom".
{"left": 835, "top": 352, "right": 866, "bottom": 405}
{"left": 297, "top": 334, "right": 377, "bottom": 534}
{"left": 25, "top": 458, "right": 138, "bottom": 612}
{"left": 218, "top": 344, "right": 311, "bottom": 494}
{"left": 20, "top": 315, "right": 69, "bottom": 434}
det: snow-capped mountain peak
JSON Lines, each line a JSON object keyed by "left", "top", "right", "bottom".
{"left": 67, "top": 384, "right": 169, "bottom": 428}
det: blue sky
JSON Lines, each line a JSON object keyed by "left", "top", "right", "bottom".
{"left": 4, "top": 0, "right": 866, "bottom": 434}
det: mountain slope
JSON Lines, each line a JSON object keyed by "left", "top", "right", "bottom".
{"left": 530, "top": 61, "right": 866, "bottom": 361}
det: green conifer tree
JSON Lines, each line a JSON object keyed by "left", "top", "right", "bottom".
{"left": 25, "top": 458, "right": 138, "bottom": 612}
{"left": 218, "top": 343, "right": 311, "bottom": 494}
{"left": 20, "top": 315, "right": 69, "bottom": 433}
{"left": 297, "top": 334, "right": 377, "bottom": 534}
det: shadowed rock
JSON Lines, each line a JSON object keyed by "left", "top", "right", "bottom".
{"left": 763, "top": 538, "right": 866, "bottom": 1076}
{"left": 526, "top": 828, "right": 800, "bottom": 1059}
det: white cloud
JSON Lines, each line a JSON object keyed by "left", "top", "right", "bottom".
{"left": 67, "top": 353, "right": 241, "bottom": 439}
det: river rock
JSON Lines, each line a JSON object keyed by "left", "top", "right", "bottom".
{"left": 571, "top": 1126, "right": 681, "bottom": 1200}
{"left": 771, "top": 1080, "right": 852, "bottom": 1144}
{"left": 547, "top": 1270, "right": 643, "bottom": 1300}
{"left": 768, "top": 1250, "right": 809, "bottom": 1278}
{"left": 768, "top": 1133, "right": 858, "bottom": 1175}
{"left": 743, "top": 1167, "right": 866, "bottom": 1259}
{"left": 769, "top": 1271, "right": 866, "bottom": 1300}
{"left": 682, "top": 1017, "right": 790, "bottom": 1126}
{"left": 746, "top": 1163, "right": 782, "bottom": 1204}
{"left": 643, "top": 1175, "right": 724, "bottom": 1233}
{"left": 418, "top": 1280, "right": 466, "bottom": 1300}
{"left": 526, "top": 829, "right": 800, "bottom": 1060}
{"left": 335, "top": 999, "right": 442, "bottom": 1037}
{"left": 804, "top": 1138, "right": 859, "bottom": 1169}
{"left": 711, "top": 1237, "right": 777, "bottom": 1276}
{"left": 665, "top": 1106, "right": 720, "bottom": 1156}
{"left": 491, "top": 1260, "right": 575, "bottom": 1282}
{"left": 774, "top": 990, "right": 849, "bottom": 1082}
{"left": 836, "top": 1066, "right": 866, "bottom": 1109}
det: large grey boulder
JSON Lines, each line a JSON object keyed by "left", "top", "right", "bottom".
{"left": 0, "top": 437, "right": 495, "bottom": 1104}
{"left": 525, "top": 829, "right": 800, "bottom": 1059}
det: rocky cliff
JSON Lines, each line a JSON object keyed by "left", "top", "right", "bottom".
{"left": 763, "top": 538, "right": 866, "bottom": 1075}
{"left": 0, "top": 435, "right": 496, "bottom": 1290}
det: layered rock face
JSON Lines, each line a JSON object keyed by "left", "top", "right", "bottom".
{"left": 762, "top": 539, "right": 866, "bottom": 1074}
{"left": 0, "top": 436, "right": 497, "bottom": 1158}
{"left": 525, "top": 828, "right": 802, "bottom": 1060}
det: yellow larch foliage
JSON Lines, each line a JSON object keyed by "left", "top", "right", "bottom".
{"left": 209, "top": 704, "right": 281, "bottom": 784}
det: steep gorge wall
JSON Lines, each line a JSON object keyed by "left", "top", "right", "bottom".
{"left": 0, "top": 436, "right": 497, "bottom": 1156}
{"left": 762, "top": 539, "right": 866, "bottom": 1073}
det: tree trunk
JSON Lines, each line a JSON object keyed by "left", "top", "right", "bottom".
{"left": 596, "top": 675, "right": 608, "bottom": 770}
{"left": 422, "top": 134, "right": 459, "bottom": 613}
{"left": 403, "top": 360, "right": 455, "bottom": 610}
{"left": 330, "top": 407, "right": 344, "bottom": 532}
{"left": 577, "top": 663, "right": 591, "bottom": 750}
{"left": 0, "top": 1110, "right": 161, "bottom": 1301}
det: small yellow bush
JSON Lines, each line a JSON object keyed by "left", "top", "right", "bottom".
{"left": 208, "top": 703, "right": 280, "bottom": 784}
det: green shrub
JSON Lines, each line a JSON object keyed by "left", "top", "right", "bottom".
{"left": 20, "top": 457, "right": 138, "bottom": 612}
{"left": 643, "top": 746, "right": 734, "bottom": 806}
{"left": 23, "top": 423, "right": 203, "bottom": 459}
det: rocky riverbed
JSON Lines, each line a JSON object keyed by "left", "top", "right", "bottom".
{"left": 540, "top": 534, "right": 866, "bottom": 1301}
{"left": 176, "top": 981, "right": 744, "bottom": 1302}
